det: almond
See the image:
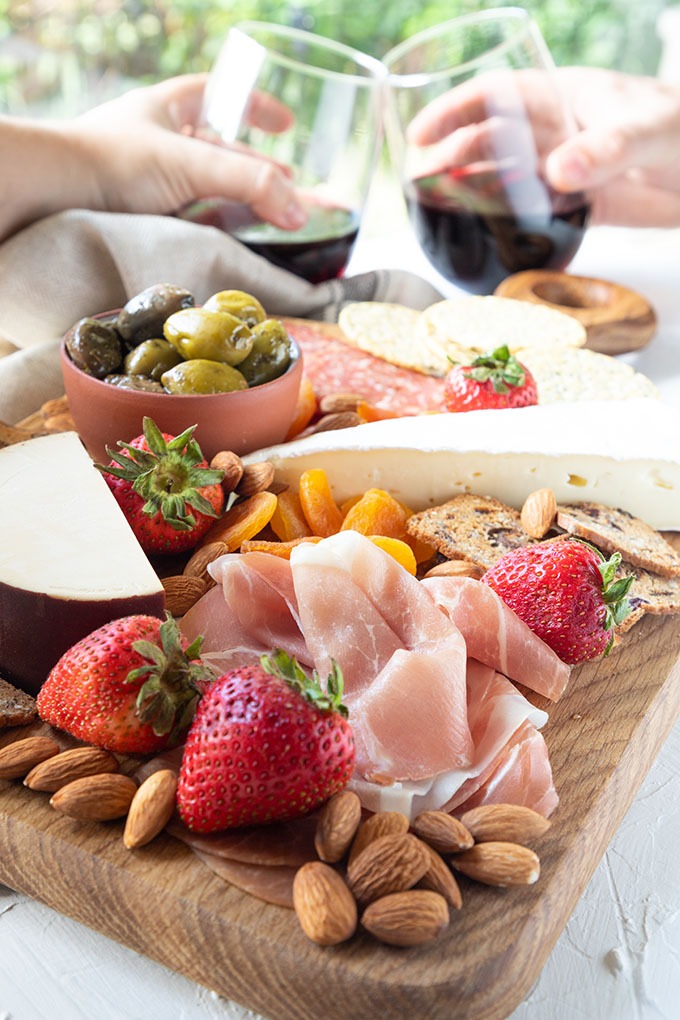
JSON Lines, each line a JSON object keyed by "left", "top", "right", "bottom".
{"left": 412, "top": 810, "right": 474, "bottom": 854}
{"left": 348, "top": 810, "right": 410, "bottom": 866}
{"left": 308, "top": 411, "right": 361, "bottom": 434}
{"left": 361, "top": 889, "right": 449, "bottom": 947}
{"left": 210, "top": 450, "right": 244, "bottom": 493}
{"left": 520, "top": 488, "right": 557, "bottom": 539}
{"left": 50, "top": 773, "right": 137, "bottom": 821}
{"left": 123, "top": 768, "right": 178, "bottom": 849}
{"left": 451, "top": 841, "right": 540, "bottom": 887}
{"left": 24, "top": 745, "right": 118, "bottom": 792}
{"left": 0, "top": 735, "right": 60, "bottom": 779}
{"left": 417, "top": 843, "right": 463, "bottom": 909}
{"left": 293, "top": 861, "right": 358, "bottom": 945}
{"left": 314, "top": 789, "right": 362, "bottom": 863}
{"left": 423, "top": 560, "right": 485, "bottom": 580}
{"left": 236, "top": 461, "right": 275, "bottom": 498}
{"left": 318, "top": 392, "right": 364, "bottom": 415}
{"left": 162, "top": 574, "right": 208, "bottom": 616}
{"left": 182, "top": 541, "right": 228, "bottom": 581}
{"left": 347, "top": 832, "right": 430, "bottom": 906}
{"left": 459, "top": 803, "right": 551, "bottom": 845}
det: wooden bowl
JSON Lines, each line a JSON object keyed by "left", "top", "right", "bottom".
{"left": 61, "top": 317, "right": 303, "bottom": 463}
{"left": 495, "top": 270, "right": 656, "bottom": 355}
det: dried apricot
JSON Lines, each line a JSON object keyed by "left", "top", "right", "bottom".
{"left": 368, "top": 536, "right": 417, "bottom": 574}
{"left": 285, "top": 375, "right": 317, "bottom": 440}
{"left": 298, "top": 468, "right": 344, "bottom": 537}
{"left": 270, "top": 490, "right": 313, "bottom": 542}
{"left": 199, "top": 491, "right": 277, "bottom": 551}
{"left": 240, "top": 536, "right": 323, "bottom": 558}
{"left": 356, "top": 400, "right": 400, "bottom": 423}
{"left": 340, "top": 488, "right": 408, "bottom": 540}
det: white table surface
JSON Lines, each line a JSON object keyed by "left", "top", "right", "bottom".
{"left": 1, "top": 220, "right": 679, "bottom": 1020}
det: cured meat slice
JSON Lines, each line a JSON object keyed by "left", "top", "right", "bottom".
{"left": 287, "top": 321, "right": 444, "bottom": 415}
{"left": 193, "top": 849, "right": 296, "bottom": 908}
{"left": 422, "top": 574, "right": 571, "bottom": 701}
{"left": 167, "top": 814, "right": 318, "bottom": 867}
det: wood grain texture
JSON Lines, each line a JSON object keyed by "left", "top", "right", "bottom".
{"left": 1, "top": 576, "right": 679, "bottom": 1020}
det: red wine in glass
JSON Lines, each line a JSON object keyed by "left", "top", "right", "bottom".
{"left": 177, "top": 200, "right": 360, "bottom": 285}
{"left": 407, "top": 162, "right": 590, "bottom": 293}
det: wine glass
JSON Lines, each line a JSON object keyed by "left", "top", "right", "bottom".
{"left": 181, "top": 21, "right": 385, "bottom": 284}
{"left": 383, "top": 8, "right": 591, "bottom": 293}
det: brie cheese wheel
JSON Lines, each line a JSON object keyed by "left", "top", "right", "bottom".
{"left": 0, "top": 431, "right": 165, "bottom": 694}
{"left": 247, "top": 399, "right": 680, "bottom": 531}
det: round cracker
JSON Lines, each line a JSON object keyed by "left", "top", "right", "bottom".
{"left": 338, "top": 302, "right": 455, "bottom": 376}
{"left": 517, "top": 346, "right": 659, "bottom": 403}
{"left": 415, "top": 295, "right": 587, "bottom": 375}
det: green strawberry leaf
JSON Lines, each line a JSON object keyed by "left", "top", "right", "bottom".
{"left": 464, "top": 344, "right": 527, "bottom": 394}
{"left": 261, "top": 649, "right": 349, "bottom": 718}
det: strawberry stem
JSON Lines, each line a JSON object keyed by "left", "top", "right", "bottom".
{"left": 463, "top": 345, "right": 526, "bottom": 394}
{"left": 260, "top": 649, "right": 349, "bottom": 718}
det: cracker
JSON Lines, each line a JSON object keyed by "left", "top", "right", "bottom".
{"left": 415, "top": 295, "right": 587, "bottom": 375}
{"left": 516, "top": 346, "right": 659, "bottom": 403}
{"left": 406, "top": 493, "right": 532, "bottom": 570}
{"left": 338, "top": 302, "right": 454, "bottom": 376}
{"left": 0, "top": 676, "right": 38, "bottom": 729}
{"left": 616, "top": 565, "right": 680, "bottom": 633}
{"left": 556, "top": 502, "right": 680, "bottom": 577}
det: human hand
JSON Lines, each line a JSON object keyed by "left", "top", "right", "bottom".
{"left": 72, "top": 73, "right": 307, "bottom": 230}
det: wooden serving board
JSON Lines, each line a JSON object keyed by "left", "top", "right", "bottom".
{"left": 1, "top": 574, "right": 679, "bottom": 1020}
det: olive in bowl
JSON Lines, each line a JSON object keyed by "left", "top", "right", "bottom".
{"left": 61, "top": 284, "right": 303, "bottom": 462}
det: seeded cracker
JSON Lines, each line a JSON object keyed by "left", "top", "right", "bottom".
{"left": 0, "top": 676, "right": 38, "bottom": 729}
{"left": 517, "top": 346, "right": 659, "bottom": 403}
{"left": 406, "top": 494, "right": 534, "bottom": 570}
{"left": 556, "top": 502, "right": 680, "bottom": 577}
{"left": 616, "top": 566, "right": 680, "bottom": 632}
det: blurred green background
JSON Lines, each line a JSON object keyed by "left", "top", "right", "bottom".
{"left": 0, "top": 0, "right": 673, "bottom": 115}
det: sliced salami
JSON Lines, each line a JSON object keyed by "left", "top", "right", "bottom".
{"left": 193, "top": 849, "right": 297, "bottom": 908}
{"left": 286, "top": 321, "right": 444, "bottom": 416}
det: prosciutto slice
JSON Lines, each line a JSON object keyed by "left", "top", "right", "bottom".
{"left": 422, "top": 574, "right": 571, "bottom": 701}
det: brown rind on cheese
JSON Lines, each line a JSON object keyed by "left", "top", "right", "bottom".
{"left": 0, "top": 676, "right": 38, "bottom": 729}
{"left": 406, "top": 495, "right": 534, "bottom": 570}
{"left": 555, "top": 502, "right": 680, "bottom": 578}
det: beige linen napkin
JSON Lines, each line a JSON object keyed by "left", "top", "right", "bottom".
{"left": 0, "top": 209, "right": 442, "bottom": 424}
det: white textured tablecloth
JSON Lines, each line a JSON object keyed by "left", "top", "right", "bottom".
{"left": 1, "top": 219, "right": 679, "bottom": 1020}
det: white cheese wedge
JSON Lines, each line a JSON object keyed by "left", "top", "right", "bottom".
{"left": 247, "top": 399, "right": 680, "bottom": 531}
{"left": 0, "top": 431, "right": 165, "bottom": 694}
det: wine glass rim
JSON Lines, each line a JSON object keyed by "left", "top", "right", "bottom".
{"left": 383, "top": 6, "right": 539, "bottom": 83}
{"left": 231, "top": 20, "right": 387, "bottom": 83}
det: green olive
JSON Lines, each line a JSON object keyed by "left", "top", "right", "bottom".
{"left": 203, "top": 289, "right": 267, "bottom": 327}
{"left": 124, "top": 338, "right": 183, "bottom": 380}
{"left": 237, "top": 319, "right": 293, "bottom": 387}
{"left": 161, "top": 359, "right": 248, "bottom": 394}
{"left": 66, "top": 318, "right": 123, "bottom": 378}
{"left": 116, "top": 284, "right": 195, "bottom": 346}
{"left": 163, "top": 308, "right": 253, "bottom": 365}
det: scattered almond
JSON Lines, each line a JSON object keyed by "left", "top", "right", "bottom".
{"left": 520, "top": 488, "right": 557, "bottom": 539}
{"left": 236, "top": 460, "right": 275, "bottom": 498}
{"left": 123, "top": 768, "right": 178, "bottom": 849}
{"left": 162, "top": 574, "right": 208, "bottom": 616}
{"left": 348, "top": 810, "right": 410, "bottom": 866}
{"left": 422, "top": 560, "right": 485, "bottom": 580}
{"left": 308, "top": 411, "right": 361, "bottom": 434}
{"left": 417, "top": 843, "right": 463, "bottom": 909}
{"left": 210, "top": 450, "right": 244, "bottom": 493}
{"left": 347, "top": 832, "right": 430, "bottom": 906}
{"left": 293, "top": 861, "right": 358, "bottom": 945}
{"left": 361, "top": 889, "right": 449, "bottom": 947}
{"left": 24, "top": 745, "right": 118, "bottom": 792}
{"left": 451, "top": 841, "right": 540, "bottom": 887}
{"left": 182, "top": 541, "right": 228, "bottom": 581}
{"left": 314, "top": 789, "right": 362, "bottom": 863}
{"left": 459, "top": 803, "right": 551, "bottom": 845}
{"left": 412, "top": 810, "right": 474, "bottom": 854}
{"left": 0, "top": 735, "right": 60, "bottom": 780}
{"left": 50, "top": 773, "right": 137, "bottom": 821}
{"left": 318, "top": 392, "right": 364, "bottom": 415}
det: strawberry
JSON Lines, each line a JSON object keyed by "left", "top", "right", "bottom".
{"left": 176, "top": 649, "right": 355, "bottom": 833}
{"left": 443, "top": 345, "right": 538, "bottom": 412}
{"left": 482, "top": 538, "right": 633, "bottom": 665}
{"left": 97, "top": 416, "right": 225, "bottom": 555}
{"left": 37, "top": 613, "right": 214, "bottom": 754}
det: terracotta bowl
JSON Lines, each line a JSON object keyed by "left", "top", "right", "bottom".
{"left": 61, "top": 315, "right": 303, "bottom": 464}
